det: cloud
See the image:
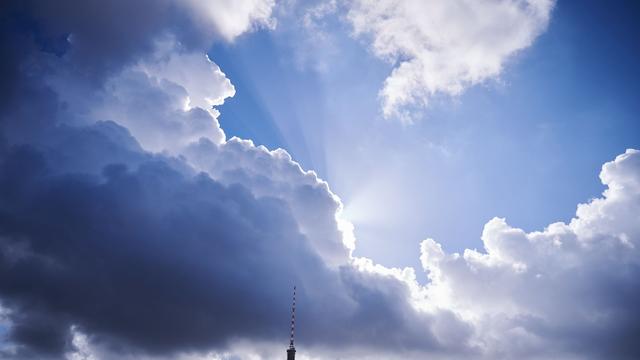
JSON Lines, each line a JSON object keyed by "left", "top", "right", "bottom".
{"left": 9, "top": 0, "right": 275, "bottom": 76}
{"left": 184, "top": 137, "right": 353, "bottom": 267}
{"left": 91, "top": 39, "right": 233, "bottom": 153}
{"left": 347, "top": 0, "right": 555, "bottom": 121}
{"left": 0, "top": 124, "right": 455, "bottom": 360}
{"left": 0, "top": 141, "right": 329, "bottom": 357}
{"left": 419, "top": 149, "right": 640, "bottom": 359}
{"left": 1, "top": 1, "right": 639, "bottom": 359}
{"left": 0, "top": 2, "right": 452, "bottom": 358}
{"left": 0, "top": 0, "right": 273, "bottom": 150}
{"left": 183, "top": 0, "right": 276, "bottom": 41}
{"left": 3, "top": 142, "right": 637, "bottom": 360}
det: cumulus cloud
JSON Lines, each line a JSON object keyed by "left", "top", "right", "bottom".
{"left": 92, "top": 40, "right": 233, "bottom": 153}
{"left": 0, "top": 141, "right": 329, "bottom": 357}
{"left": 419, "top": 149, "right": 640, "bottom": 359}
{"left": 0, "top": 115, "right": 450, "bottom": 360}
{"left": 347, "top": 0, "right": 555, "bottom": 121}
{"left": 184, "top": 137, "right": 353, "bottom": 267}
{"left": 0, "top": 1, "right": 449, "bottom": 358}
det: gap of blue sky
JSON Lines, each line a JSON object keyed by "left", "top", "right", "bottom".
{"left": 213, "top": 0, "right": 640, "bottom": 270}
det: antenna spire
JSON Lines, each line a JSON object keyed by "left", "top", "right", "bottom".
{"left": 289, "top": 285, "right": 296, "bottom": 348}
{"left": 287, "top": 286, "right": 297, "bottom": 360}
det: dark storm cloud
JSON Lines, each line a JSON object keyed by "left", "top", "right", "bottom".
{"left": 0, "top": 128, "right": 454, "bottom": 359}
{"left": 1, "top": 0, "right": 211, "bottom": 82}
{"left": 514, "top": 263, "right": 640, "bottom": 360}
{"left": 0, "top": 141, "right": 321, "bottom": 357}
{"left": 0, "top": 2, "right": 453, "bottom": 358}
{"left": 0, "top": 2, "right": 298, "bottom": 356}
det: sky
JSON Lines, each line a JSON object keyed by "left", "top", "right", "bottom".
{"left": 213, "top": 0, "right": 640, "bottom": 270}
{"left": 0, "top": 1, "right": 639, "bottom": 360}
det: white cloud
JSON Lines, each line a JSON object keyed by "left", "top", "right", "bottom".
{"left": 418, "top": 149, "right": 640, "bottom": 359}
{"left": 93, "top": 39, "right": 233, "bottom": 153}
{"left": 99, "top": 0, "right": 276, "bottom": 150}
{"left": 146, "top": 144, "right": 640, "bottom": 359}
{"left": 38, "top": 0, "right": 277, "bottom": 155}
{"left": 140, "top": 38, "right": 236, "bottom": 111}
{"left": 347, "top": 0, "right": 555, "bottom": 121}
{"left": 184, "top": 137, "right": 353, "bottom": 267}
{"left": 183, "top": 0, "right": 276, "bottom": 41}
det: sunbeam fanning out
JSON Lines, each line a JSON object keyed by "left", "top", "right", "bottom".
{"left": 1, "top": 0, "right": 639, "bottom": 359}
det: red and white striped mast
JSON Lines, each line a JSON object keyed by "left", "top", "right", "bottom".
{"left": 286, "top": 286, "right": 297, "bottom": 360}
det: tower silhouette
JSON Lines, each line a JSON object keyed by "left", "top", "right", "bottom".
{"left": 287, "top": 286, "right": 296, "bottom": 360}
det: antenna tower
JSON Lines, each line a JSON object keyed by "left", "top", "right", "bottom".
{"left": 287, "top": 286, "right": 297, "bottom": 360}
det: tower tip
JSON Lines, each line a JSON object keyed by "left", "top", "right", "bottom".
{"left": 289, "top": 285, "right": 296, "bottom": 349}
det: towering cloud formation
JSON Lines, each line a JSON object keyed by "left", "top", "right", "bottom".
{"left": 0, "top": 1, "right": 445, "bottom": 358}
{"left": 347, "top": 0, "right": 555, "bottom": 121}
{"left": 0, "top": 1, "right": 638, "bottom": 360}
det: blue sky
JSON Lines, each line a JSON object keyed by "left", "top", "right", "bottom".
{"left": 213, "top": 0, "right": 640, "bottom": 269}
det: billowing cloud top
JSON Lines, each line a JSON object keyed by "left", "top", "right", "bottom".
{"left": 0, "top": 1, "right": 638, "bottom": 360}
